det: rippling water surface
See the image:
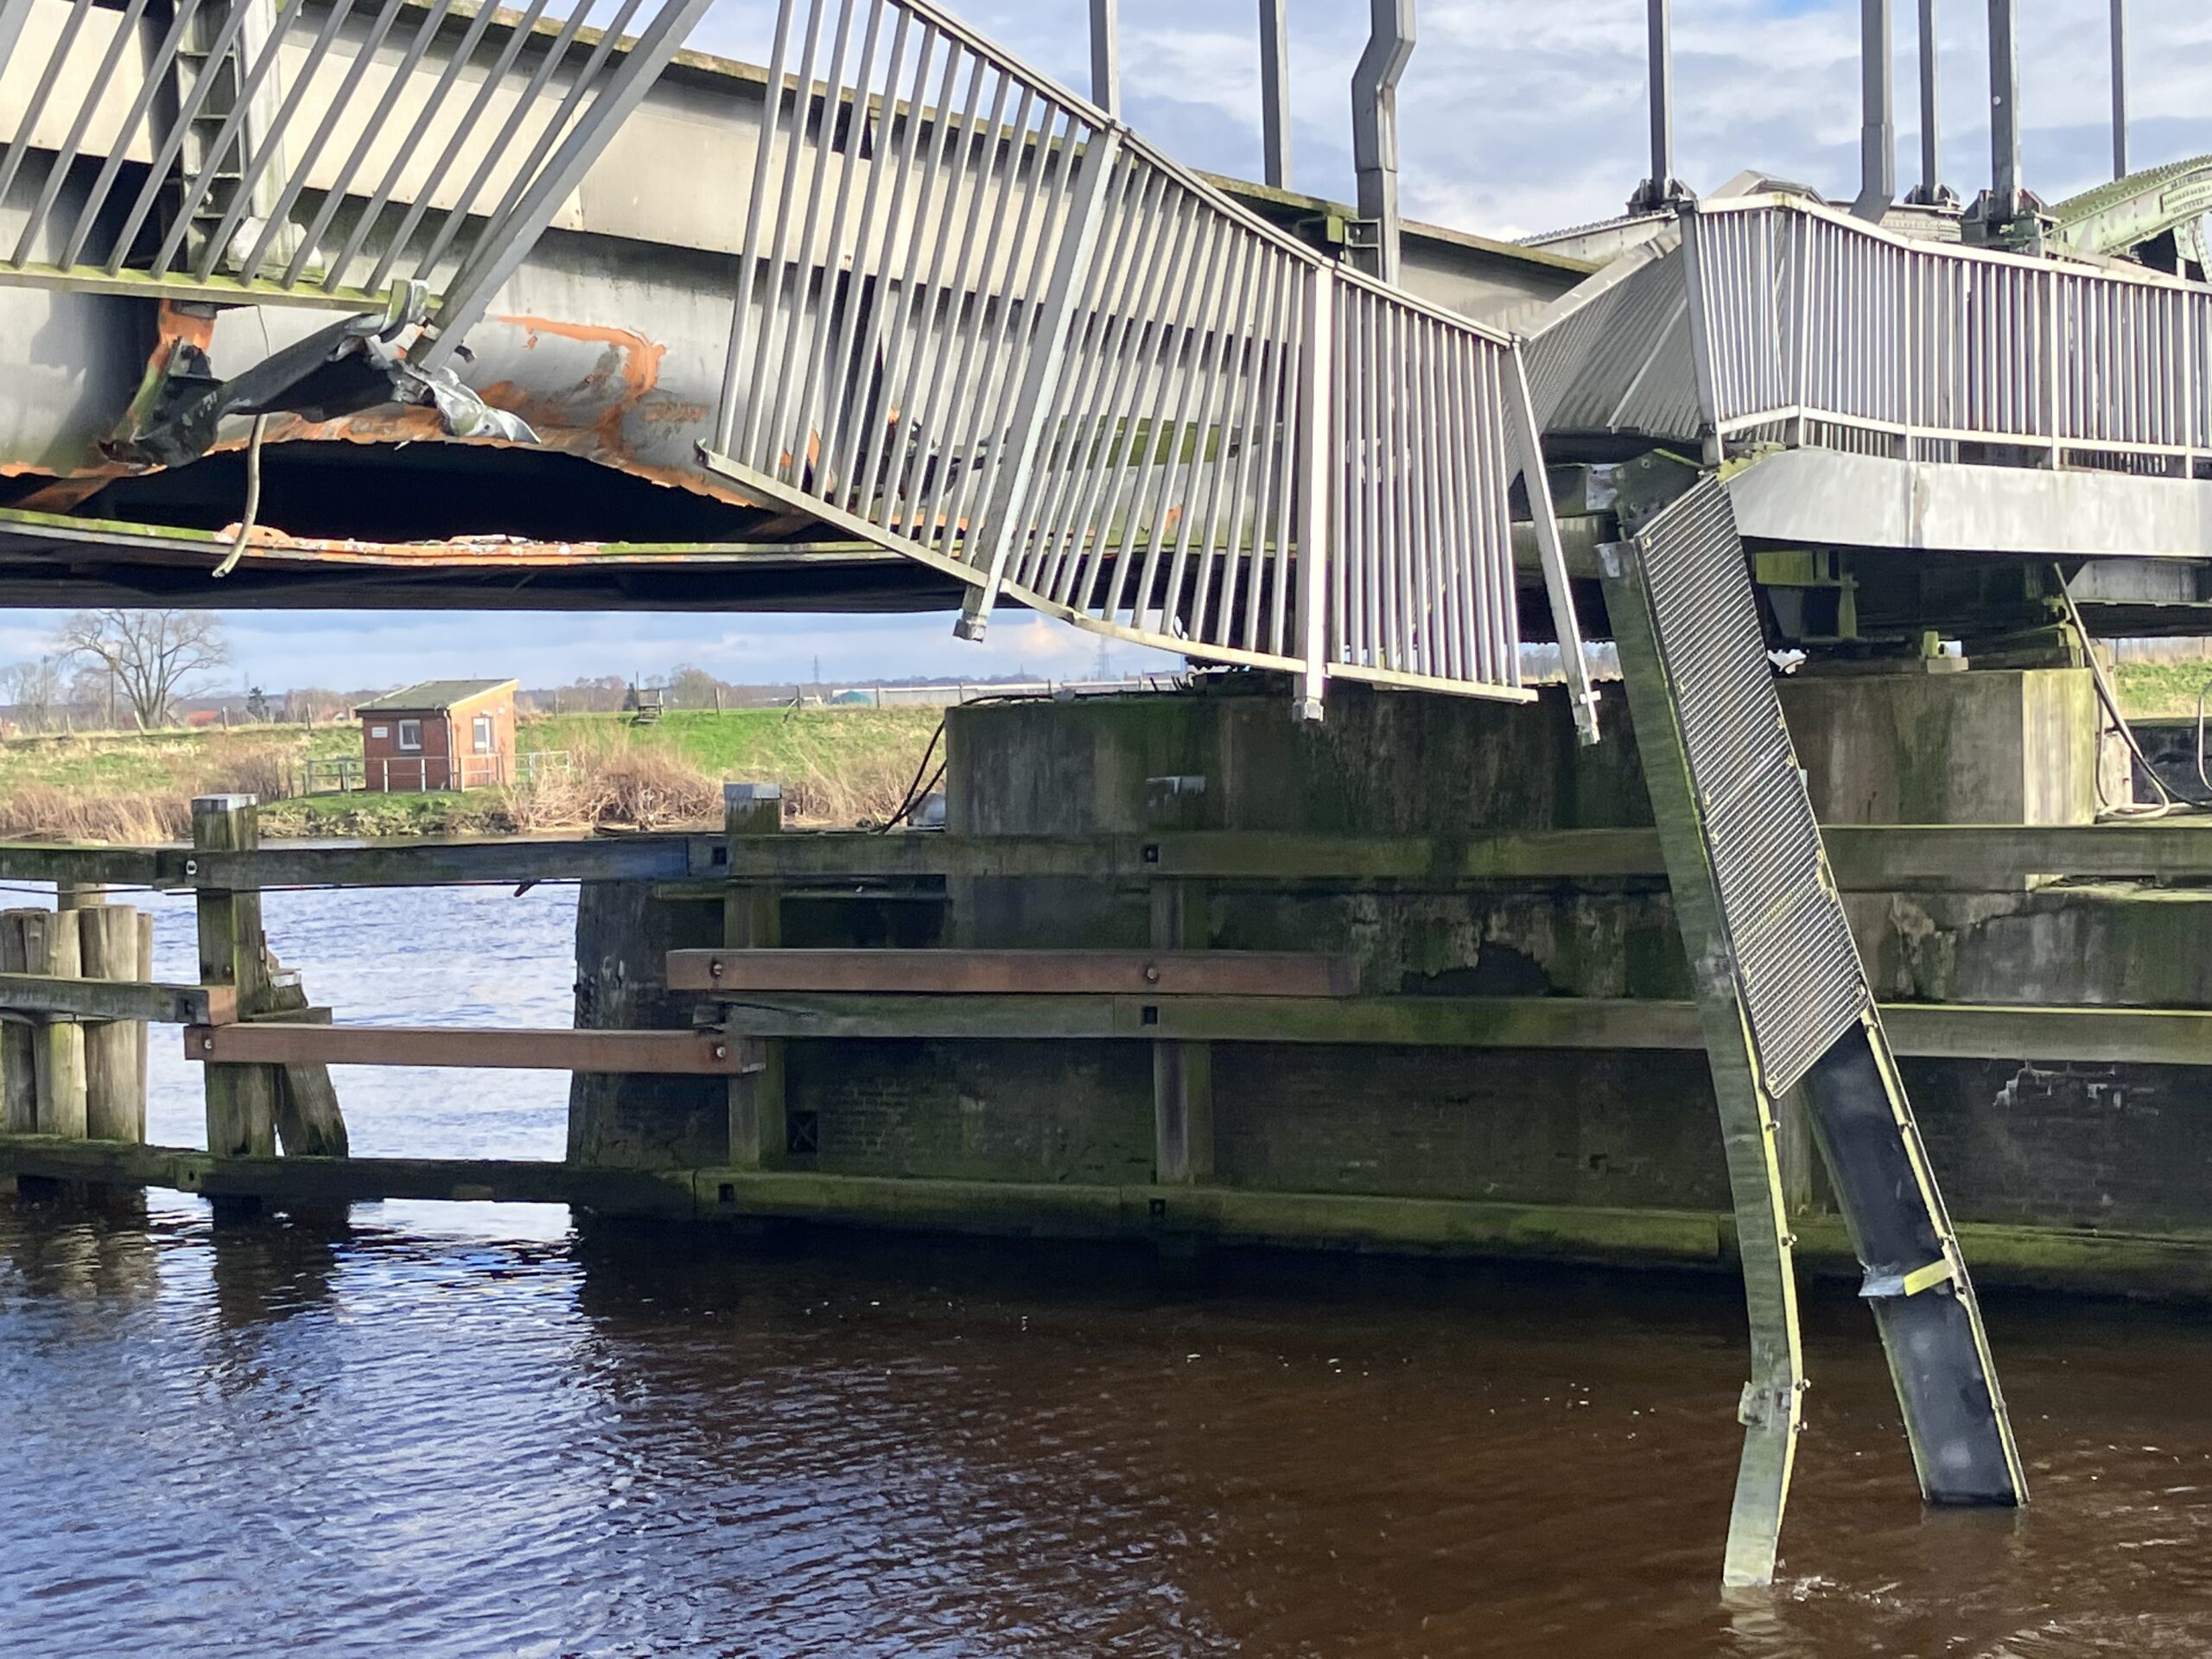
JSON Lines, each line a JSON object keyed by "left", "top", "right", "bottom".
{"left": 4, "top": 886, "right": 2212, "bottom": 1656}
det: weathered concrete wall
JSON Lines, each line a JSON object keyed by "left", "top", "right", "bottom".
{"left": 1211, "top": 1046, "right": 1729, "bottom": 1210}
{"left": 569, "top": 880, "right": 725, "bottom": 1169}
{"left": 786, "top": 1039, "right": 1154, "bottom": 1185}
{"left": 1779, "top": 668, "right": 2097, "bottom": 825}
{"left": 1909, "top": 1058, "right": 2212, "bottom": 1233}
{"left": 574, "top": 664, "right": 2212, "bottom": 1290}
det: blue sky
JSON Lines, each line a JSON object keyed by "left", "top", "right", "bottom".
{"left": 12, "top": 0, "right": 2212, "bottom": 695}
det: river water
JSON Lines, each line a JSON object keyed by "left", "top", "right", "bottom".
{"left": 3, "top": 887, "right": 2211, "bottom": 1656}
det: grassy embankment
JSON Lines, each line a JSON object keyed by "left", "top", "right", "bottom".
{"left": 2110, "top": 662, "right": 2212, "bottom": 721}
{"left": 0, "top": 708, "right": 943, "bottom": 842}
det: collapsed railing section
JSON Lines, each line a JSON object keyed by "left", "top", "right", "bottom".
{"left": 0, "top": 0, "right": 706, "bottom": 353}
{"left": 1686, "top": 194, "right": 2212, "bottom": 474}
{"left": 698, "top": 0, "right": 1591, "bottom": 728}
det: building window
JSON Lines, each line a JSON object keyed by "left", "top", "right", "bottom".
{"left": 474, "top": 713, "right": 493, "bottom": 753}
{"left": 397, "top": 718, "right": 422, "bottom": 751}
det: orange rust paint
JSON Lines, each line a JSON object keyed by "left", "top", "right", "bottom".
{"left": 496, "top": 314, "right": 669, "bottom": 391}
{"left": 156, "top": 300, "right": 217, "bottom": 354}
{"left": 6, "top": 476, "right": 111, "bottom": 511}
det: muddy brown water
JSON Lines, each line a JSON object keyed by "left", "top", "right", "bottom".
{"left": 3, "top": 887, "right": 2210, "bottom": 1656}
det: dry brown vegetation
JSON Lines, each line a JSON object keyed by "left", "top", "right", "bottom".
{"left": 0, "top": 709, "right": 942, "bottom": 841}
{"left": 505, "top": 734, "right": 722, "bottom": 831}
{"left": 0, "top": 734, "right": 306, "bottom": 842}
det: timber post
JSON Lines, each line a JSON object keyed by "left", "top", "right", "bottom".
{"left": 22, "top": 907, "right": 89, "bottom": 1139}
{"left": 192, "top": 795, "right": 277, "bottom": 1208}
{"left": 263, "top": 963, "right": 350, "bottom": 1158}
{"left": 724, "top": 782, "right": 785, "bottom": 1168}
{"left": 77, "top": 899, "right": 150, "bottom": 1144}
{"left": 0, "top": 910, "right": 38, "bottom": 1135}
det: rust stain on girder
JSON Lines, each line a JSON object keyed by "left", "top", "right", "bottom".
{"left": 479, "top": 311, "right": 670, "bottom": 463}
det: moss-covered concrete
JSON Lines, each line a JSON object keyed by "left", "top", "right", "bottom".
{"left": 569, "top": 666, "right": 2212, "bottom": 1296}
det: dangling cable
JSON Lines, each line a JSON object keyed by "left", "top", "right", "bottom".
{"left": 213, "top": 413, "right": 269, "bottom": 580}
{"left": 2054, "top": 562, "right": 2201, "bottom": 817}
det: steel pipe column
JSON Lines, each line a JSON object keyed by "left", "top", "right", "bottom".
{"left": 1350, "top": 0, "right": 1413, "bottom": 283}
{"left": 1259, "top": 0, "right": 1291, "bottom": 189}
{"left": 1854, "top": 0, "right": 1896, "bottom": 221}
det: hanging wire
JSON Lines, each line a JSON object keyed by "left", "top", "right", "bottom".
{"left": 2056, "top": 563, "right": 2208, "bottom": 817}
{"left": 212, "top": 414, "right": 270, "bottom": 579}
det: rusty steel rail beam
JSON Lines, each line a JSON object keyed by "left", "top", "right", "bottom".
{"left": 183, "top": 1023, "right": 756, "bottom": 1073}
{"left": 668, "top": 947, "right": 1359, "bottom": 997}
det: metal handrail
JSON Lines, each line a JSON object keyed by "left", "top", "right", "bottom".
{"left": 0, "top": 0, "right": 707, "bottom": 346}
{"left": 698, "top": 0, "right": 1594, "bottom": 724}
{"left": 1684, "top": 193, "right": 2212, "bottom": 474}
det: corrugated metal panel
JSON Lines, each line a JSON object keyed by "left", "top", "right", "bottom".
{"left": 1636, "top": 478, "right": 1863, "bottom": 1094}
{"left": 1521, "top": 229, "right": 1702, "bottom": 442}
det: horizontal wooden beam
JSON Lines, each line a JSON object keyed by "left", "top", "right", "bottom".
{"left": 0, "top": 971, "right": 234, "bottom": 1025}
{"left": 709, "top": 994, "right": 1700, "bottom": 1046}
{"left": 709, "top": 829, "right": 1669, "bottom": 886}
{"left": 668, "top": 947, "right": 1359, "bottom": 997}
{"left": 181, "top": 1024, "right": 757, "bottom": 1074}
{"left": 9, "top": 821, "right": 2212, "bottom": 895}
{"left": 711, "top": 991, "right": 2212, "bottom": 1065}
{"left": 1881, "top": 1003, "right": 2212, "bottom": 1065}
{"left": 4, "top": 1137, "right": 2205, "bottom": 1297}
{"left": 0, "top": 1136, "right": 692, "bottom": 1212}
{"left": 0, "top": 834, "right": 704, "bottom": 891}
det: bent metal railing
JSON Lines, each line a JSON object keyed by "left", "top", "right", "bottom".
{"left": 1686, "top": 194, "right": 2212, "bottom": 475}
{"left": 0, "top": 0, "right": 707, "bottom": 359}
{"left": 696, "top": 0, "right": 1596, "bottom": 728}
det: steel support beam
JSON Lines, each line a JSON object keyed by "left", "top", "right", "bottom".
{"left": 2110, "top": 0, "right": 2128, "bottom": 180}
{"left": 1259, "top": 0, "right": 1292, "bottom": 189}
{"left": 1855, "top": 0, "right": 1897, "bottom": 221}
{"left": 1630, "top": 0, "right": 1688, "bottom": 213}
{"left": 1905, "top": 0, "right": 1954, "bottom": 206}
{"left": 1090, "top": 0, "right": 1121, "bottom": 118}
{"left": 1506, "top": 343, "right": 1602, "bottom": 744}
{"left": 1987, "top": 0, "right": 2022, "bottom": 214}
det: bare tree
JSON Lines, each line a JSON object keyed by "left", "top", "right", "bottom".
{"left": 1, "top": 657, "right": 66, "bottom": 732}
{"left": 57, "top": 610, "right": 229, "bottom": 729}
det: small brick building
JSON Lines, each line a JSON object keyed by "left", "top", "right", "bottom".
{"left": 356, "top": 679, "right": 518, "bottom": 791}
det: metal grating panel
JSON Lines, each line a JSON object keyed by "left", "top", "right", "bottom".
{"left": 1636, "top": 476, "right": 1864, "bottom": 1093}
{"left": 1522, "top": 228, "right": 1701, "bottom": 442}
